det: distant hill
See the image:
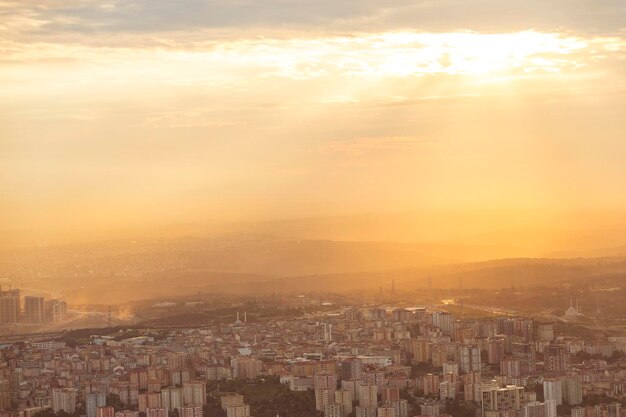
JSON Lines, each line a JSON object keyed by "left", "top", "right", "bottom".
{"left": 3, "top": 234, "right": 626, "bottom": 304}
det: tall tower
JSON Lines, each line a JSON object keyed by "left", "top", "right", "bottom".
{"left": 24, "top": 296, "right": 45, "bottom": 323}
{"left": 107, "top": 306, "right": 112, "bottom": 327}
{"left": 0, "top": 288, "right": 21, "bottom": 324}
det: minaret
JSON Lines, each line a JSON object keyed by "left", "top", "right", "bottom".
{"left": 244, "top": 311, "right": 247, "bottom": 323}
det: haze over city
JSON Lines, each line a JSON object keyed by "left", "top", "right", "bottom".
{"left": 3, "top": 3, "right": 626, "bottom": 417}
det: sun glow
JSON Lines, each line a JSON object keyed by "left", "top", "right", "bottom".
{"left": 1, "top": 31, "right": 605, "bottom": 90}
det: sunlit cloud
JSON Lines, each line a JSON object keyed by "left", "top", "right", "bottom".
{"left": 320, "top": 136, "right": 430, "bottom": 156}
{"left": 1, "top": 31, "right": 622, "bottom": 99}
{"left": 1, "top": 0, "right": 625, "bottom": 238}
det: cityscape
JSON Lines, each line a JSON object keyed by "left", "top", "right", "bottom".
{"left": 2, "top": 0, "right": 626, "bottom": 417}
{"left": 0, "top": 288, "right": 67, "bottom": 328}
{"left": 1, "top": 291, "right": 626, "bottom": 417}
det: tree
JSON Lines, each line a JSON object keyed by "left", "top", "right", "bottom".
{"left": 33, "top": 409, "right": 55, "bottom": 417}
{"left": 203, "top": 396, "right": 226, "bottom": 417}
{"left": 107, "top": 394, "right": 124, "bottom": 411}
{"left": 444, "top": 399, "right": 477, "bottom": 417}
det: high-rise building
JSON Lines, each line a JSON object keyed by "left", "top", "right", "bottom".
{"left": 458, "top": 345, "right": 481, "bottom": 373}
{"left": 488, "top": 338, "right": 506, "bottom": 364}
{"left": 324, "top": 403, "right": 343, "bottom": 417}
{"left": 481, "top": 384, "right": 524, "bottom": 416}
{"left": 315, "top": 373, "right": 338, "bottom": 390}
{"left": 477, "top": 322, "right": 496, "bottom": 338}
{"left": 221, "top": 393, "right": 245, "bottom": 410}
{"left": 24, "top": 296, "right": 45, "bottom": 323}
{"left": 389, "top": 399, "right": 408, "bottom": 417}
{"left": 139, "top": 392, "right": 162, "bottom": 412}
{"left": 358, "top": 384, "right": 378, "bottom": 407}
{"left": 543, "top": 379, "right": 563, "bottom": 406}
{"left": 226, "top": 404, "right": 250, "bottom": 417}
{"left": 412, "top": 339, "right": 431, "bottom": 363}
{"left": 167, "top": 352, "right": 189, "bottom": 370}
{"left": 341, "top": 358, "right": 363, "bottom": 381}
{"left": 0, "top": 379, "right": 11, "bottom": 410}
{"left": 420, "top": 402, "right": 440, "bottom": 417}
{"left": 341, "top": 380, "right": 360, "bottom": 401}
{"left": 432, "top": 312, "right": 454, "bottom": 333}
{"left": 607, "top": 403, "right": 621, "bottom": 417}
{"left": 182, "top": 381, "right": 206, "bottom": 406}
{"left": 524, "top": 401, "right": 557, "bottom": 417}
{"left": 439, "top": 381, "right": 456, "bottom": 400}
{"left": 462, "top": 371, "right": 482, "bottom": 385}
{"left": 86, "top": 392, "right": 107, "bottom": 417}
{"left": 315, "top": 389, "right": 336, "bottom": 412}
{"left": 443, "top": 362, "right": 459, "bottom": 376}
{"left": 512, "top": 342, "right": 536, "bottom": 374}
{"left": 0, "top": 288, "right": 21, "bottom": 324}
{"left": 369, "top": 308, "right": 386, "bottom": 320}
{"left": 464, "top": 383, "right": 482, "bottom": 402}
{"left": 496, "top": 317, "right": 515, "bottom": 336}
{"left": 422, "top": 374, "right": 439, "bottom": 396}
{"left": 44, "top": 299, "right": 67, "bottom": 322}
{"left": 500, "top": 358, "right": 521, "bottom": 377}
{"left": 179, "top": 406, "right": 202, "bottom": 417}
{"left": 146, "top": 408, "right": 168, "bottom": 417}
{"left": 365, "top": 371, "right": 385, "bottom": 391}
{"left": 545, "top": 400, "right": 557, "bottom": 417}
{"left": 52, "top": 388, "right": 77, "bottom": 414}
{"left": 97, "top": 407, "right": 115, "bottom": 417}
{"left": 544, "top": 345, "right": 569, "bottom": 374}
{"left": 562, "top": 378, "right": 582, "bottom": 405}
{"left": 161, "top": 387, "right": 183, "bottom": 411}
{"left": 170, "top": 369, "right": 190, "bottom": 387}
{"left": 147, "top": 366, "right": 167, "bottom": 388}
{"left": 513, "top": 319, "right": 534, "bottom": 342}
{"left": 524, "top": 401, "right": 546, "bottom": 417}
{"left": 392, "top": 308, "right": 412, "bottom": 322}
{"left": 537, "top": 324, "right": 554, "bottom": 341}
{"left": 356, "top": 406, "right": 377, "bottom": 417}
{"left": 335, "top": 389, "right": 354, "bottom": 415}
{"left": 115, "top": 411, "right": 139, "bottom": 417}
{"left": 231, "top": 357, "right": 262, "bottom": 380}
{"left": 315, "top": 372, "right": 339, "bottom": 411}
{"left": 129, "top": 369, "right": 148, "bottom": 391}
{"left": 377, "top": 405, "right": 396, "bottom": 417}
{"left": 382, "top": 387, "right": 400, "bottom": 403}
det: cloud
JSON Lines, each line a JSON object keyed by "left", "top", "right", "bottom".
{"left": 321, "top": 136, "right": 431, "bottom": 156}
{"left": 2, "top": 31, "right": 618, "bottom": 77}
{"left": 139, "top": 109, "right": 239, "bottom": 129}
{"left": 2, "top": 0, "right": 625, "bottom": 45}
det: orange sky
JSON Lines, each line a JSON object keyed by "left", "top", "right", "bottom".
{"left": 1, "top": 1, "right": 625, "bottom": 246}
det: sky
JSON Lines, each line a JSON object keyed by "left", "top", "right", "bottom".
{"left": 1, "top": 0, "right": 626, "bottom": 245}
